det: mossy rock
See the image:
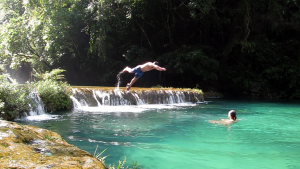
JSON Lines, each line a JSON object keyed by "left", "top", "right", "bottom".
{"left": 0, "top": 120, "right": 107, "bottom": 169}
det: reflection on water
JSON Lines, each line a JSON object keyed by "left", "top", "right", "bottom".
{"left": 17, "top": 99, "right": 300, "bottom": 169}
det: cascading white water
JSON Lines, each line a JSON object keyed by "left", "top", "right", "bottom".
{"left": 133, "top": 93, "right": 145, "bottom": 105}
{"left": 115, "top": 71, "right": 123, "bottom": 90}
{"left": 27, "top": 92, "right": 46, "bottom": 116}
{"left": 18, "top": 87, "right": 203, "bottom": 117}
{"left": 17, "top": 92, "right": 63, "bottom": 120}
{"left": 71, "top": 87, "right": 203, "bottom": 108}
{"left": 70, "top": 96, "right": 82, "bottom": 108}
{"left": 92, "top": 90, "right": 101, "bottom": 106}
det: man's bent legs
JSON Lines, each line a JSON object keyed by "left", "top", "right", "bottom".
{"left": 127, "top": 77, "right": 138, "bottom": 90}
{"left": 129, "top": 77, "right": 138, "bottom": 87}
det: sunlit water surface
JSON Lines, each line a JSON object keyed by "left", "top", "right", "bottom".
{"left": 17, "top": 99, "right": 300, "bottom": 169}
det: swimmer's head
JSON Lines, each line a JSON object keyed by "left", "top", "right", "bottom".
{"left": 228, "top": 110, "right": 237, "bottom": 120}
{"left": 153, "top": 61, "right": 159, "bottom": 65}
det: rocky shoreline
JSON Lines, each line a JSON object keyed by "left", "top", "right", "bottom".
{"left": 0, "top": 120, "right": 106, "bottom": 169}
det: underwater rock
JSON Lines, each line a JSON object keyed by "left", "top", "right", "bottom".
{"left": 0, "top": 120, "right": 106, "bottom": 169}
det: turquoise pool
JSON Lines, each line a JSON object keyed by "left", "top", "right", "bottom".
{"left": 18, "top": 99, "right": 300, "bottom": 169}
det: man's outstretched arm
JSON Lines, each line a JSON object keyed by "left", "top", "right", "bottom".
{"left": 153, "top": 65, "right": 166, "bottom": 71}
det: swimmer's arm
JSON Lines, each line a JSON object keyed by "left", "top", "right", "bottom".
{"left": 208, "top": 120, "right": 222, "bottom": 124}
{"left": 209, "top": 119, "right": 236, "bottom": 124}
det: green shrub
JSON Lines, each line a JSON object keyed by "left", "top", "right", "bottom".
{"left": 0, "top": 67, "right": 73, "bottom": 119}
{"left": 32, "top": 69, "right": 73, "bottom": 112}
{"left": 34, "top": 79, "right": 72, "bottom": 112}
{"left": 0, "top": 80, "right": 31, "bottom": 120}
{"left": 93, "top": 145, "right": 139, "bottom": 169}
{"left": 0, "top": 65, "right": 32, "bottom": 120}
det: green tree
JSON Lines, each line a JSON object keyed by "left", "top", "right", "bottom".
{"left": 32, "top": 69, "right": 72, "bottom": 112}
{"left": 0, "top": 0, "right": 87, "bottom": 74}
{"left": 1, "top": 0, "right": 300, "bottom": 98}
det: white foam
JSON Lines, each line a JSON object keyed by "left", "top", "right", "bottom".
{"left": 74, "top": 103, "right": 196, "bottom": 113}
{"left": 19, "top": 114, "right": 59, "bottom": 121}
{"left": 75, "top": 105, "right": 148, "bottom": 113}
{"left": 19, "top": 103, "right": 198, "bottom": 121}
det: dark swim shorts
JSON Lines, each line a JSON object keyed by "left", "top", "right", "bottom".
{"left": 131, "top": 66, "right": 144, "bottom": 79}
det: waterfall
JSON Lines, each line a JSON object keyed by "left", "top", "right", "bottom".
{"left": 71, "top": 87, "right": 204, "bottom": 107}
{"left": 27, "top": 92, "right": 46, "bottom": 116}
{"left": 70, "top": 96, "right": 82, "bottom": 109}
{"left": 16, "top": 92, "right": 46, "bottom": 120}
{"left": 20, "top": 87, "right": 204, "bottom": 117}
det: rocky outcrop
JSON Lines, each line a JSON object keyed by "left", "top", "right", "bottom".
{"left": 0, "top": 120, "right": 106, "bottom": 169}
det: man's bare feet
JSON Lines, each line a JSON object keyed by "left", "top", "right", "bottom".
{"left": 122, "top": 67, "right": 130, "bottom": 73}
{"left": 126, "top": 83, "right": 131, "bottom": 91}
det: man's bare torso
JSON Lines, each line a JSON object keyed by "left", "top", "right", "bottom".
{"left": 140, "top": 62, "right": 156, "bottom": 72}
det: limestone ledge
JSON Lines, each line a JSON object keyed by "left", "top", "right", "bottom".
{"left": 0, "top": 120, "right": 106, "bottom": 169}
{"left": 72, "top": 86, "right": 206, "bottom": 106}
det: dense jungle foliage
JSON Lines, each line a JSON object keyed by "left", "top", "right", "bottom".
{"left": 0, "top": 0, "right": 300, "bottom": 99}
{"left": 0, "top": 66, "right": 72, "bottom": 120}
